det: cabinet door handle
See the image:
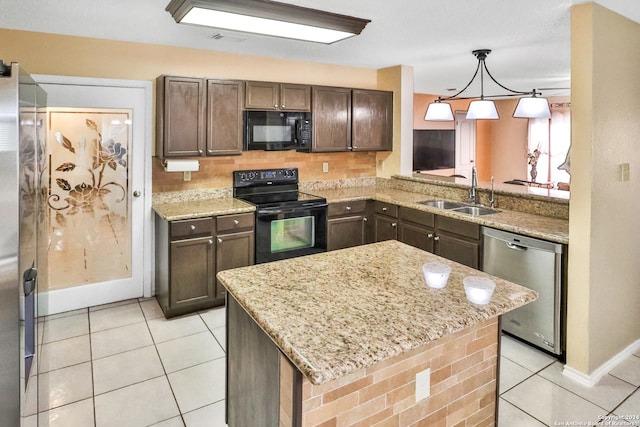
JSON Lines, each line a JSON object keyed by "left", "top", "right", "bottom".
{"left": 190, "top": 225, "right": 196, "bottom": 231}
{"left": 217, "top": 238, "right": 223, "bottom": 243}
{"left": 274, "top": 104, "right": 278, "bottom": 108}
{"left": 434, "top": 236, "right": 440, "bottom": 241}
{"left": 382, "top": 207, "right": 387, "bottom": 212}
{"left": 281, "top": 104, "right": 286, "bottom": 108}
{"left": 198, "top": 149, "right": 203, "bottom": 154}
{"left": 391, "top": 222, "right": 397, "bottom": 228}
{"left": 345, "top": 206, "right": 351, "bottom": 211}
{"left": 362, "top": 217, "right": 368, "bottom": 222}
{"left": 233, "top": 219, "right": 239, "bottom": 225}
{"left": 427, "top": 233, "right": 434, "bottom": 239}
{"left": 209, "top": 239, "right": 214, "bottom": 245}
{"left": 208, "top": 149, "right": 214, "bottom": 154}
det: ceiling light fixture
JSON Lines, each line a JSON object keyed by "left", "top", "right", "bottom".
{"left": 424, "top": 49, "right": 551, "bottom": 121}
{"left": 165, "top": 0, "right": 371, "bottom": 44}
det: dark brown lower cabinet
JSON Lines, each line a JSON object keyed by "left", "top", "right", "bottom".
{"left": 215, "top": 229, "right": 254, "bottom": 299}
{"left": 155, "top": 213, "right": 254, "bottom": 318}
{"left": 327, "top": 201, "right": 368, "bottom": 251}
{"left": 435, "top": 215, "right": 482, "bottom": 269}
{"left": 371, "top": 202, "right": 482, "bottom": 269}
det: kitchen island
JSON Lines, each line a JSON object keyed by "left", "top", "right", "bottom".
{"left": 217, "top": 240, "right": 538, "bottom": 427}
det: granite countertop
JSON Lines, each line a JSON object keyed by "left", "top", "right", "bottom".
{"left": 152, "top": 188, "right": 255, "bottom": 221}
{"left": 312, "top": 186, "right": 569, "bottom": 244}
{"left": 152, "top": 182, "right": 569, "bottom": 243}
{"left": 218, "top": 240, "right": 538, "bottom": 385}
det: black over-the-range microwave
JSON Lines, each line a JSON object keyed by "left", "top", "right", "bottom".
{"left": 244, "top": 110, "right": 312, "bottom": 151}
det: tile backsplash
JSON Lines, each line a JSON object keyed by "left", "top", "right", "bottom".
{"left": 152, "top": 151, "right": 377, "bottom": 193}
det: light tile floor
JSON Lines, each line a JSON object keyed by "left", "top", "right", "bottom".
{"left": 27, "top": 298, "right": 640, "bottom": 426}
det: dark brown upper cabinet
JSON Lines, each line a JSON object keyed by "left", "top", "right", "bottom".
{"left": 309, "top": 87, "right": 393, "bottom": 153}
{"left": 156, "top": 76, "right": 206, "bottom": 158}
{"left": 311, "top": 86, "right": 352, "bottom": 152}
{"left": 206, "top": 79, "right": 244, "bottom": 156}
{"left": 352, "top": 89, "right": 393, "bottom": 151}
{"left": 244, "top": 81, "right": 311, "bottom": 111}
{"left": 156, "top": 75, "right": 244, "bottom": 159}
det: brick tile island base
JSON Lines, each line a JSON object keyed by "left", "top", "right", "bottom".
{"left": 219, "top": 241, "right": 536, "bottom": 427}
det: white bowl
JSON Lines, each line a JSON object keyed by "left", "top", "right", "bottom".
{"left": 463, "top": 276, "right": 496, "bottom": 304}
{"left": 422, "top": 262, "right": 451, "bottom": 288}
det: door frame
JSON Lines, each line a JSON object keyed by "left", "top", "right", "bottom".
{"left": 33, "top": 74, "right": 153, "bottom": 315}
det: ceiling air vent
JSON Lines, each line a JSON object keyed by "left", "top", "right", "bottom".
{"left": 208, "top": 33, "right": 247, "bottom": 43}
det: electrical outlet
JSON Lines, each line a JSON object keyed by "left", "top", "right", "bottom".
{"left": 183, "top": 171, "right": 191, "bottom": 182}
{"left": 322, "top": 162, "right": 329, "bottom": 173}
{"left": 415, "top": 368, "right": 431, "bottom": 402}
{"left": 620, "top": 163, "right": 630, "bottom": 181}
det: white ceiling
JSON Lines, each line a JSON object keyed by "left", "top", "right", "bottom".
{"left": 2, "top": 0, "right": 640, "bottom": 97}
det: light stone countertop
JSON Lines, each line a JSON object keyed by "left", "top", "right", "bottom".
{"left": 152, "top": 183, "right": 569, "bottom": 243}
{"left": 314, "top": 186, "right": 569, "bottom": 244}
{"left": 217, "top": 240, "right": 538, "bottom": 385}
{"left": 153, "top": 196, "right": 255, "bottom": 221}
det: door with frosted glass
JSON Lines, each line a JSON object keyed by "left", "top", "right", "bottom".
{"left": 47, "top": 109, "right": 133, "bottom": 290}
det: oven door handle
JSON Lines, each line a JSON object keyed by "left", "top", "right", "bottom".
{"left": 258, "top": 204, "right": 327, "bottom": 215}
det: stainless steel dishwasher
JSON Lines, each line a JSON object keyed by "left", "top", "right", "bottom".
{"left": 482, "top": 227, "right": 564, "bottom": 355}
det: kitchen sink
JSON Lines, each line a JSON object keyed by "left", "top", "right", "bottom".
{"left": 418, "top": 200, "right": 467, "bottom": 209}
{"left": 450, "top": 206, "right": 499, "bottom": 216}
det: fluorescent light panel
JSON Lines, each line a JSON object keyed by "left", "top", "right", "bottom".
{"left": 182, "top": 8, "right": 354, "bottom": 43}
{"left": 166, "top": 0, "right": 370, "bottom": 44}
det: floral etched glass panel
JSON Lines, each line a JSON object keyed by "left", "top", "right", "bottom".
{"left": 47, "top": 109, "right": 132, "bottom": 290}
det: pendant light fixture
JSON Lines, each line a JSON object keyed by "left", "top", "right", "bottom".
{"left": 166, "top": 0, "right": 371, "bottom": 44}
{"left": 425, "top": 49, "right": 551, "bottom": 121}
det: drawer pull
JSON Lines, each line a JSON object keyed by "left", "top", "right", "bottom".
{"left": 428, "top": 233, "right": 434, "bottom": 239}
{"left": 391, "top": 222, "right": 397, "bottom": 228}
{"left": 345, "top": 206, "right": 351, "bottom": 211}
{"left": 434, "top": 236, "right": 440, "bottom": 241}
{"left": 233, "top": 219, "right": 239, "bottom": 225}
{"left": 209, "top": 239, "right": 214, "bottom": 245}
{"left": 382, "top": 207, "right": 387, "bottom": 212}
{"left": 363, "top": 217, "right": 368, "bottom": 222}
{"left": 190, "top": 225, "right": 196, "bottom": 231}
{"left": 217, "top": 238, "right": 223, "bottom": 243}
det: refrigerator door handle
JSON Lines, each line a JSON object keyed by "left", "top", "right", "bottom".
{"left": 23, "top": 266, "right": 38, "bottom": 296}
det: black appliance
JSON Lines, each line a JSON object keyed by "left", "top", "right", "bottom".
{"left": 233, "top": 168, "right": 327, "bottom": 264}
{"left": 244, "top": 111, "right": 312, "bottom": 151}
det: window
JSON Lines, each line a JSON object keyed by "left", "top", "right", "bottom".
{"left": 527, "top": 103, "right": 571, "bottom": 185}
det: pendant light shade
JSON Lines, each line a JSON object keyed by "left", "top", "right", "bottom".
{"left": 466, "top": 99, "right": 499, "bottom": 120}
{"left": 424, "top": 49, "right": 552, "bottom": 121}
{"left": 424, "top": 101, "right": 454, "bottom": 121}
{"left": 513, "top": 96, "right": 551, "bottom": 119}
{"left": 165, "top": 0, "right": 371, "bottom": 44}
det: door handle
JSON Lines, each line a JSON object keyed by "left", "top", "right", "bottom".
{"left": 133, "top": 190, "right": 141, "bottom": 197}
{"left": 506, "top": 242, "right": 528, "bottom": 251}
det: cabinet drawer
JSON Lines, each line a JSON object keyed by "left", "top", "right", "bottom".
{"left": 217, "top": 213, "right": 255, "bottom": 233}
{"left": 399, "top": 207, "right": 435, "bottom": 227}
{"left": 328, "top": 200, "right": 367, "bottom": 217}
{"left": 170, "top": 217, "right": 214, "bottom": 238}
{"left": 374, "top": 201, "right": 398, "bottom": 217}
{"left": 437, "top": 216, "right": 481, "bottom": 240}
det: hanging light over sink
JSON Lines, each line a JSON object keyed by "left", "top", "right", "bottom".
{"left": 425, "top": 49, "right": 551, "bottom": 121}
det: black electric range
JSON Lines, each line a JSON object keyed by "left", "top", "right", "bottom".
{"left": 233, "top": 168, "right": 327, "bottom": 263}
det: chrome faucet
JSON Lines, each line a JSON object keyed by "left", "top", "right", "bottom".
{"left": 468, "top": 166, "right": 479, "bottom": 205}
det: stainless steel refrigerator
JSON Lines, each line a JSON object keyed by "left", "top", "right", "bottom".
{"left": 0, "top": 61, "right": 47, "bottom": 426}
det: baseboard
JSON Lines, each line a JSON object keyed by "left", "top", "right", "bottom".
{"left": 563, "top": 338, "right": 640, "bottom": 387}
